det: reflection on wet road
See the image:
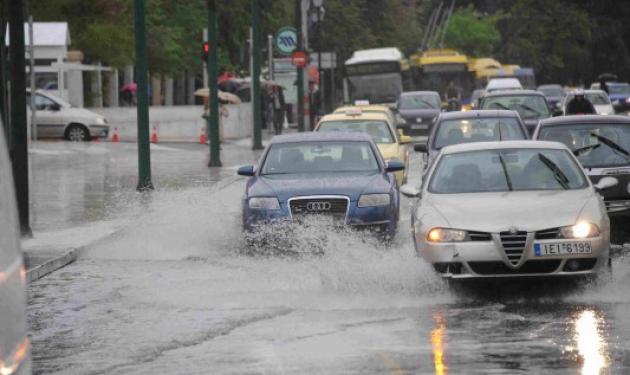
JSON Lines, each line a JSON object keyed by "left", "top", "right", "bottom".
{"left": 26, "top": 142, "right": 630, "bottom": 374}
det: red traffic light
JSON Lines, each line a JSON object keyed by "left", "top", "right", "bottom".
{"left": 201, "top": 42, "right": 211, "bottom": 61}
{"left": 203, "top": 42, "right": 210, "bottom": 53}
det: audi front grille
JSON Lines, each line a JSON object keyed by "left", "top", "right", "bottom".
{"left": 499, "top": 231, "right": 528, "bottom": 266}
{"left": 289, "top": 197, "right": 348, "bottom": 220}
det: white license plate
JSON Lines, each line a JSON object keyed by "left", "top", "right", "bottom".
{"left": 411, "top": 124, "right": 428, "bottom": 130}
{"left": 534, "top": 242, "right": 592, "bottom": 256}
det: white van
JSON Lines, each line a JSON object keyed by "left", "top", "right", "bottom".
{"left": 0, "top": 118, "right": 31, "bottom": 374}
{"left": 485, "top": 78, "right": 523, "bottom": 93}
{"left": 27, "top": 90, "right": 109, "bottom": 142}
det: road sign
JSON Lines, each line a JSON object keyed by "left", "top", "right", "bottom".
{"left": 275, "top": 26, "right": 298, "bottom": 55}
{"left": 291, "top": 50, "right": 308, "bottom": 68}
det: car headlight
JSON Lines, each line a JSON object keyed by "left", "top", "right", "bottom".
{"left": 248, "top": 197, "right": 280, "bottom": 209}
{"left": 625, "top": 97, "right": 630, "bottom": 104}
{"left": 95, "top": 117, "right": 106, "bottom": 125}
{"left": 358, "top": 193, "right": 390, "bottom": 207}
{"left": 427, "top": 228, "right": 467, "bottom": 242}
{"left": 559, "top": 222, "right": 600, "bottom": 239}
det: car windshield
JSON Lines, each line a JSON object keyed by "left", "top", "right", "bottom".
{"left": 608, "top": 83, "right": 630, "bottom": 95}
{"left": 565, "top": 93, "right": 610, "bottom": 105}
{"left": 483, "top": 95, "right": 550, "bottom": 119}
{"left": 261, "top": 141, "right": 380, "bottom": 175}
{"left": 539, "top": 87, "right": 564, "bottom": 98}
{"left": 429, "top": 148, "right": 588, "bottom": 194}
{"left": 317, "top": 120, "right": 395, "bottom": 144}
{"left": 399, "top": 94, "right": 441, "bottom": 110}
{"left": 433, "top": 117, "right": 526, "bottom": 149}
{"left": 538, "top": 123, "right": 630, "bottom": 168}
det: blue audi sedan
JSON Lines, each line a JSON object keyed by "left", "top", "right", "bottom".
{"left": 237, "top": 132, "right": 404, "bottom": 238}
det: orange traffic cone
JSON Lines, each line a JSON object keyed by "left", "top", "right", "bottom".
{"left": 111, "top": 127, "right": 120, "bottom": 143}
{"left": 199, "top": 128, "right": 208, "bottom": 144}
{"left": 150, "top": 126, "right": 158, "bottom": 143}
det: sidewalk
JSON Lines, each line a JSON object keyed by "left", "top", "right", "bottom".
{"left": 23, "top": 131, "right": 283, "bottom": 280}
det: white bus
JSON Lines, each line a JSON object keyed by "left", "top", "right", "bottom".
{"left": 343, "top": 47, "right": 412, "bottom": 105}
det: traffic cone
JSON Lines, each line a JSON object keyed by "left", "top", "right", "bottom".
{"left": 150, "top": 126, "right": 158, "bottom": 143}
{"left": 199, "top": 127, "right": 208, "bottom": 144}
{"left": 111, "top": 127, "right": 120, "bottom": 143}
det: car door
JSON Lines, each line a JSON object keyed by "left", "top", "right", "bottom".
{"left": 32, "top": 94, "right": 66, "bottom": 139}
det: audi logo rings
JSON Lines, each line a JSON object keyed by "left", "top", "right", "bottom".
{"left": 306, "top": 201, "right": 332, "bottom": 211}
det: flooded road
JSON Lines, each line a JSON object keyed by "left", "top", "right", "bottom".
{"left": 27, "top": 144, "right": 630, "bottom": 374}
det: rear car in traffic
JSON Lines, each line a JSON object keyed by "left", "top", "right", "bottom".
{"left": 402, "top": 141, "right": 611, "bottom": 280}
{"left": 561, "top": 90, "right": 614, "bottom": 116}
{"left": 394, "top": 91, "right": 441, "bottom": 137}
{"left": 537, "top": 84, "right": 565, "bottom": 110}
{"left": 238, "top": 132, "right": 404, "bottom": 239}
{"left": 316, "top": 108, "right": 411, "bottom": 185}
{"left": 534, "top": 115, "right": 630, "bottom": 243}
{"left": 479, "top": 89, "right": 555, "bottom": 135}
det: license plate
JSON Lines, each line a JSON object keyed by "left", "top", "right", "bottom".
{"left": 534, "top": 242, "right": 592, "bottom": 256}
{"left": 411, "top": 124, "right": 428, "bottom": 130}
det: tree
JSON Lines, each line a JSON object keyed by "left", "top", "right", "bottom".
{"left": 444, "top": 5, "right": 500, "bottom": 56}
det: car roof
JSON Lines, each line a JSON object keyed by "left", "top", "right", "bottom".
{"left": 400, "top": 91, "right": 440, "bottom": 97}
{"left": 482, "top": 89, "right": 543, "bottom": 97}
{"left": 537, "top": 84, "right": 562, "bottom": 89}
{"left": 269, "top": 131, "right": 373, "bottom": 144}
{"left": 441, "top": 140, "right": 568, "bottom": 154}
{"left": 539, "top": 114, "right": 630, "bottom": 126}
{"left": 321, "top": 111, "right": 390, "bottom": 122}
{"left": 438, "top": 109, "right": 520, "bottom": 120}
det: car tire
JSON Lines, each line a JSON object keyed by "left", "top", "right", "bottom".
{"left": 65, "top": 124, "right": 91, "bottom": 142}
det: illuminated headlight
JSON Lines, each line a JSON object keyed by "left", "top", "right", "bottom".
{"left": 625, "top": 97, "right": 630, "bottom": 104}
{"left": 358, "top": 193, "right": 390, "bottom": 207}
{"left": 248, "top": 197, "right": 280, "bottom": 209}
{"left": 559, "top": 222, "right": 600, "bottom": 239}
{"left": 95, "top": 117, "right": 106, "bottom": 125}
{"left": 427, "top": 228, "right": 467, "bottom": 242}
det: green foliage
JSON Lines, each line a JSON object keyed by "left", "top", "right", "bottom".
{"left": 75, "top": 23, "right": 134, "bottom": 69}
{"left": 444, "top": 5, "right": 500, "bottom": 56}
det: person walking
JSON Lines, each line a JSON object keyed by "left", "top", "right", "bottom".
{"left": 271, "top": 86, "right": 286, "bottom": 135}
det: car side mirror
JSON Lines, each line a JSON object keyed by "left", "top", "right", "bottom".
{"left": 389, "top": 104, "right": 398, "bottom": 113}
{"left": 413, "top": 143, "right": 427, "bottom": 153}
{"left": 594, "top": 176, "right": 618, "bottom": 191}
{"left": 385, "top": 159, "right": 405, "bottom": 172}
{"left": 552, "top": 109, "right": 563, "bottom": 117}
{"left": 400, "top": 184, "right": 421, "bottom": 198}
{"left": 237, "top": 165, "right": 255, "bottom": 176}
{"left": 399, "top": 134, "right": 412, "bottom": 144}
{"left": 49, "top": 103, "right": 61, "bottom": 111}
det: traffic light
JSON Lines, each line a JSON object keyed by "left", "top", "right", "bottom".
{"left": 201, "top": 42, "right": 210, "bottom": 62}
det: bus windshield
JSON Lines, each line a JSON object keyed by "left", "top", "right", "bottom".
{"left": 346, "top": 73, "right": 402, "bottom": 104}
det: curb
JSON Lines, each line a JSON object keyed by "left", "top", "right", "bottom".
{"left": 27, "top": 248, "right": 80, "bottom": 283}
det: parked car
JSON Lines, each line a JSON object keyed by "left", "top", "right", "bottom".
{"left": 561, "top": 90, "right": 615, "bottom": 116}
{"left": 401, "top": 140, "right": 612, "bottom": 280}
{"left": 414, "top": 110, "right": 530, "bottom": 174}
{"left": 606, "top": 82, "right": 630, "bottom": 113}
{"left": 485, "top": 78, "right": 523, "bottom": 93}
{"left": 533, "top": 115, "right": 630, "bottom": 243}
{"left": 393, "top": 91, "right": 441, "bottom": 137}
{"left": 27, "top": 90, "right": 109, "bottom": 142}
{"left": 316, "top": 107, "right": 411, "bottom": 185}
{"left": 537, "top": 84, "right": 565, "bottom": 110}
{"left": 0, "top": 117, "right": 31, "bottom": 374}
{"left": 479, "top": 89, "right": 556, "bottom": 135}
{"left": 238, "top": 132, "right": 404, "bottom": 239}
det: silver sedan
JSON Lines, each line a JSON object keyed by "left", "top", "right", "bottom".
{"left": 401, "top": 140, "right": 615, "bottom": 280}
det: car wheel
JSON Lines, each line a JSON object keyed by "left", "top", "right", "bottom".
{"left": 66, "top": 124, "right": 90, "bottom": 142}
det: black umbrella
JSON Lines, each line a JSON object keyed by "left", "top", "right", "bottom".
{"left": 597, "top": 73, "right": 618, "bottom": 81}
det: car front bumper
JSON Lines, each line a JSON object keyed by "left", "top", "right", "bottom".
{"left": 88, "top": 124, "right": 110, "bottom": 138}
{"left": 415, "top": 233, "right": 609, "bottom": 279}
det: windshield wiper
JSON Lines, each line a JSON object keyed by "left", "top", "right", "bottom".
{"left": 537, "top": 153, "right": 570, "bottom": 189}
{"left": 498, "top": 153, "right": 513, "bottom": 191}
{"left": 590, "top": 132, "right": 630, "bottom": 161}
{"left": 491, "top": 102, "right": 510, "bottom": 110}
{"left": 518, "top": 104, "right": 543, "bottom": 117}
{"left": 573, "top": 143, "right": 601, "bottom": 157}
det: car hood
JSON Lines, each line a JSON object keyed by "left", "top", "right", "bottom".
{"left": 424, "top": 189, "right": 594, "bottom": 232}
{"left": 61, "top": 107, "right": 105, "bottom": 121}
{"left": 398, "top": 108, "right": 440, "bottom": 120}
{"left": 377, "top": 143, "right": 401, "bottom": 161}
{"left": 249, "top": 173, "right": 389, "bottom": 202}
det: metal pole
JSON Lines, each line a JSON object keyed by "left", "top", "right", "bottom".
{"left": 9, "top": 0, "right": 32, "bottom": 236}
{"left": 207, "top": 0, "right": 222, "bottom": 166}
{"left": 133, "top": 0, "right": 154, "bottom": 191}
{"left": 0, "top": 11, "right": 8, "bottom": 140}
{"left": 316, "top": 6, "right": 323, "bottom": 115}
{"left": 267, "top": 34, "right": 274, "bottom": 81}
{"left": 295, "top": 0, "right": 305, "bottom": 132}
{"left": 251, "top": 0, "right": 263, "bottom": 149}
{"left": 28, "top": 14, "right": 36, "bottom": 141}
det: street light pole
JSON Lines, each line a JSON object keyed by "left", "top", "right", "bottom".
{"left": 133, "top": 0, "right": 154, "bottom": 191}
{"left": 295, "top": 0, "right": 305, "bottom": 132}
{"left": 207, "top": 0, "right": 222, "bottom": 166}
{"left": 251, "top": 0, "right": 263, "bottom": 150}
{"left": 316, "top": 4, "right": 323, "bottom": 114}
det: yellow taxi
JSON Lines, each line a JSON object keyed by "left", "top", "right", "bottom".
{"left": 315, "top": 107, "right": 411, "bottom": 185}
{"left": 333, "top": 104, "right": 398, "bottom": 125}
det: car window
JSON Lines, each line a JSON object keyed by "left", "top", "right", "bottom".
{"left": 608, "top": 84, "right": 630, "bottom": 95}
{"left": 317, "top": 120, "right": 395, "bottom": 144}
{"left": 399, "top": 95, "right": 440, "bottom": 110}
{"left": 539, "top": 87, "right": 564, "bottom": 97}
{"left": 26, "top": 94, "right": 57, "bottom": 110}
{"left": 482, "top": 95, "right": 550, "bottom": 119}
{"left": 429, "top": 149, "right": 588, "bottom": 194}
{"left": 539, "top": 123, "right": 630, "bottom": 168}
{"left": 433, "top": 117, "right": 526, "bottom": 149}
{"left": 261, "top": 141, "right": 380, "bottom": 175}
